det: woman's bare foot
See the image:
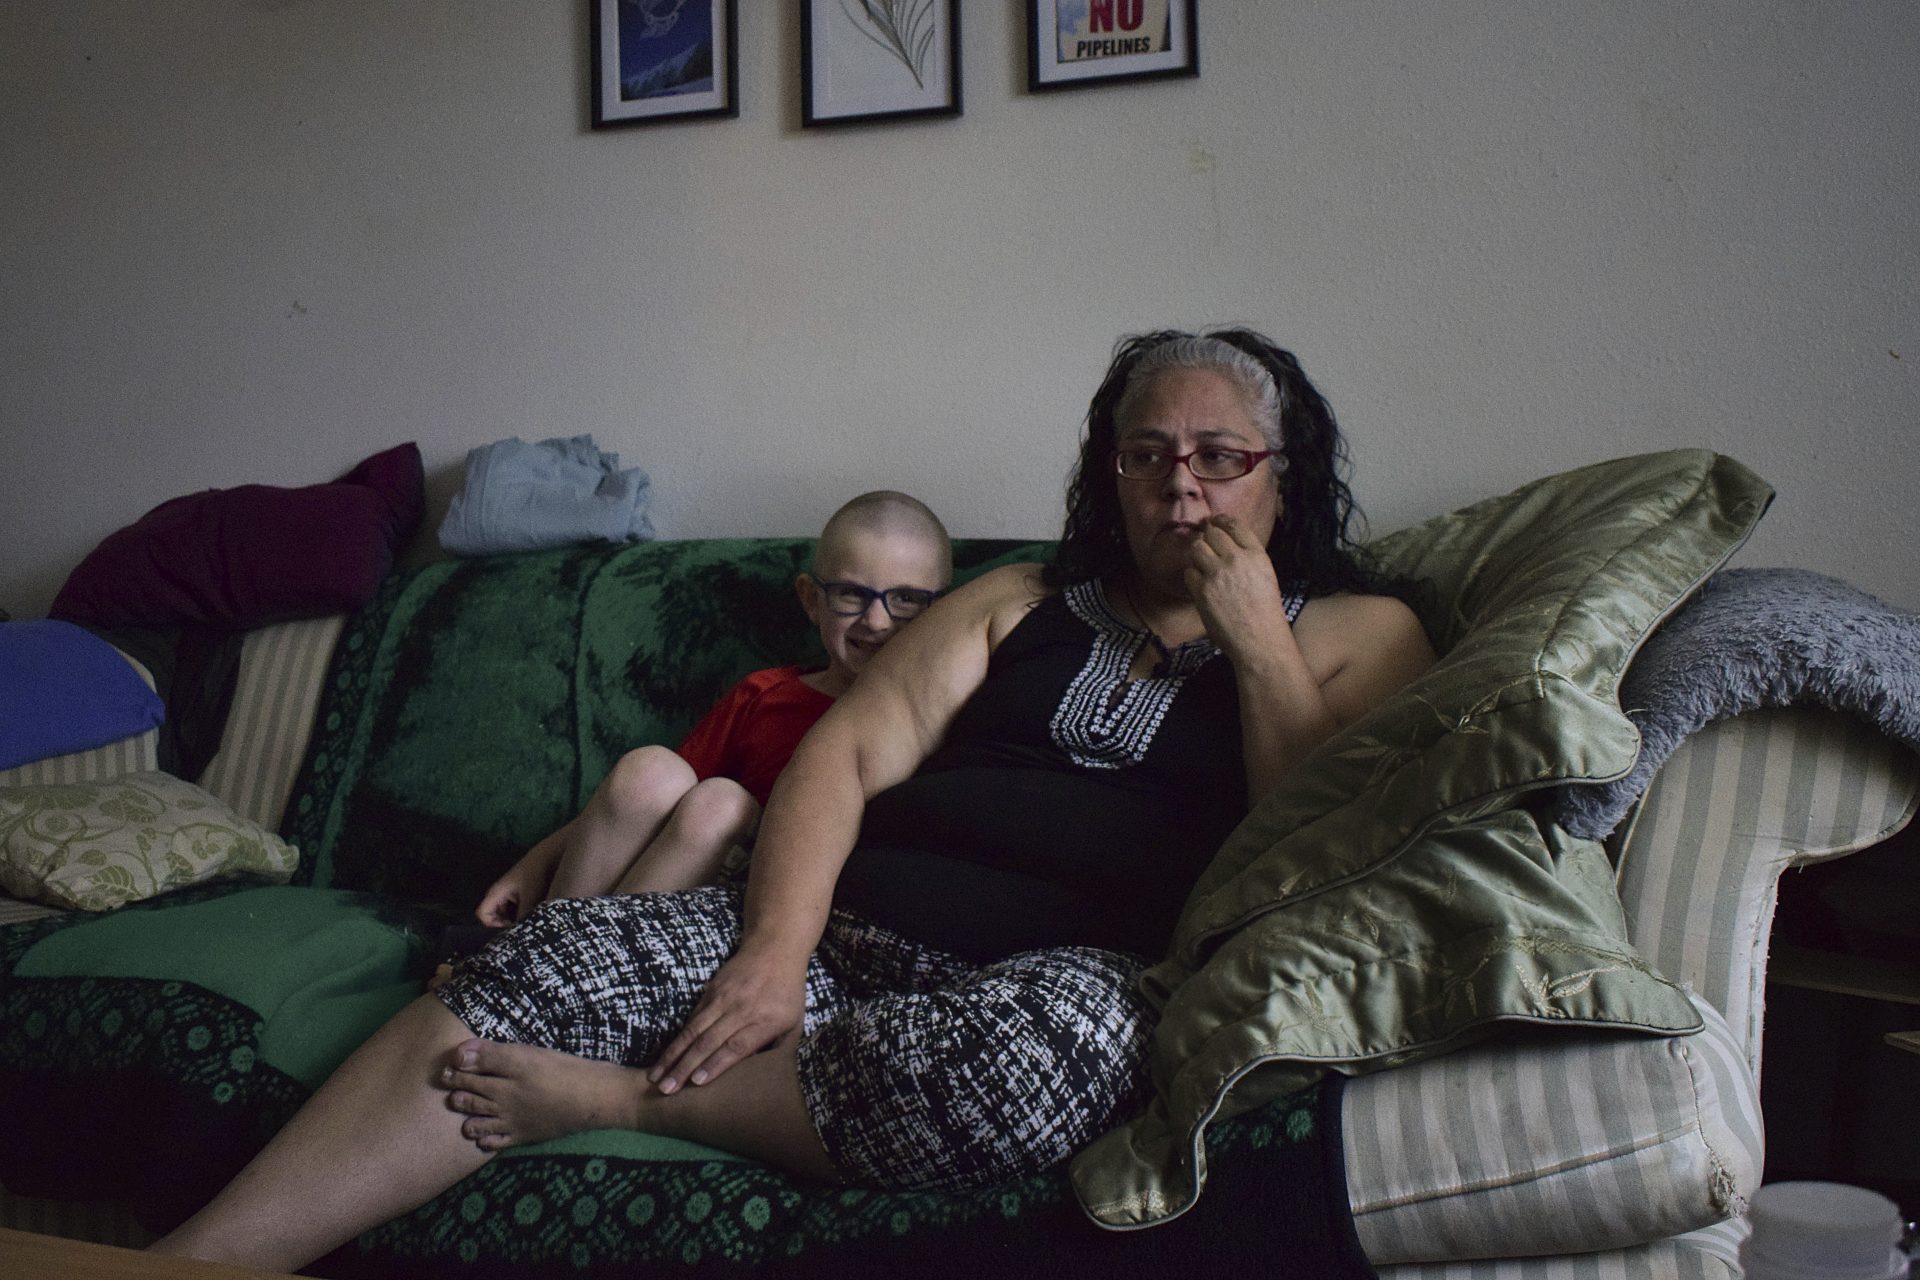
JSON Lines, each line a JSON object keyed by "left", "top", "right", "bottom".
{"left": 437, "top": 1038, "right": 648, "bottom": 1151}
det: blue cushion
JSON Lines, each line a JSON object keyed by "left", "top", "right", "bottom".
{"left": 0, "top": 620, "right": 165, "bottom": 770}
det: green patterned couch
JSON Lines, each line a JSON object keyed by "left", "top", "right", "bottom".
{"left": 4, "top": 450, "right": 1915, "bottom": 1278}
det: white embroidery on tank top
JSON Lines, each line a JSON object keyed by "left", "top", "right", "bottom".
{"left": 1049, "top": 580, "right": 1305, "bottom": 770}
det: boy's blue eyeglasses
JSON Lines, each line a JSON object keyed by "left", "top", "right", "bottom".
{"left": 815, "top": 581, "right": 942, "bottom": 621}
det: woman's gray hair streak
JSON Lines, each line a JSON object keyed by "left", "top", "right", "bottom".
{"left": 1112, "top": 335, "right": 1287, "bottom": 454}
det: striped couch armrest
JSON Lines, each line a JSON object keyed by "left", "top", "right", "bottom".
{"left": 194, "top": 615, "right": 345, "bottom": 832}
{"left": 1347, "top": 992, "right": 1759, "bottom": 1266}
{"left": 1610, "top": 706, "right": 1920, "bottom": 1077}
{"left": 1372, "top": 1224, "right": 1741, "bottom": 1280}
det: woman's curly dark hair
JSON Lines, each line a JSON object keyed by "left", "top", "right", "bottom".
{"left": 1047, "top": 327, "right": 1391, "bottom": 597}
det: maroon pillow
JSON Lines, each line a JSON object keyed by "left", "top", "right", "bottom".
{"left": 50, "top": 443, "right": 425, "bottom": 630}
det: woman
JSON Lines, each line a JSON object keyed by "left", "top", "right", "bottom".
{"left": 153, "top": 328, "right": 1435, "bottom": 1270}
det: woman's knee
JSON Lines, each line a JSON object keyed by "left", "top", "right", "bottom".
{"left": 795, "top": 952, "right": 1153, "bottom": 1190}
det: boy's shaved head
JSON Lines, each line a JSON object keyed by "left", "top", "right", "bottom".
{"left": 816, "top": 491, "right": 952, "bottom": 584}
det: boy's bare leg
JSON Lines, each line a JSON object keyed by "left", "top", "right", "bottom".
{"left": 547, "top": 746, "right": 697, "bottom": 900}
{"left": 439, "top": 1036, "right": 838, "bottom": 1184}
{"left": 151, "top": 997, "right": 490, "bottom": 1272}
{"left": 614, "top": 777, "right": 760, "bottom": 895}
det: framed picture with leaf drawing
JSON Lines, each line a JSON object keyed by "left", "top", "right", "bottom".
{"left": 801, "top": 0, "right": 962, "bottom": 127}
{"left": 591, "top": 0, "right": 738, "bottom": 128}
{"left": 1028, "top": 0, "right": 1198, "bottom": 92}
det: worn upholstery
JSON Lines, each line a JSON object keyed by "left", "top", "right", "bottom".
{"left": 9, "top": 451, "right": 1911, "bottom": 1275}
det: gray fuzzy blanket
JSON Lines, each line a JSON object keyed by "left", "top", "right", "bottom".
{"left": 1551, "top": 567, "right": 1920, "bottom": 840}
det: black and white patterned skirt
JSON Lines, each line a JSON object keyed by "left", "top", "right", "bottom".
{"left": 434, "top": 885, "right": 1155, "bottom": 1190}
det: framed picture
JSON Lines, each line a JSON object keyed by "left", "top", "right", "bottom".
{"left": 591, "top": 0, "right": 738, "bottom": 128}
{"left": 801, "top": 0, "right": 962, "bottom": 127}
{"left": 1027, "top": 0, "right": 1198, "bottom": 92}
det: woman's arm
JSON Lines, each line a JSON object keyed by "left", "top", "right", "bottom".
{"left": 648, "top": 563, "right": 1047, "bottom": 1095}
{"left": 1245, "top": 592, "right": 1435, "bottom": 794}
{"left": 1185, "top": 516, "right": 1436, "bottom": 802}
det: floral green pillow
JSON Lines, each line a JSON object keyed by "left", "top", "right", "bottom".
{"left": 0, "top": 772, "right": 298, "bottom": 911}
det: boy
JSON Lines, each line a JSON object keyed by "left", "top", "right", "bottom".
{"left": 430, "top": 491, "right": 950, "bottom": 987}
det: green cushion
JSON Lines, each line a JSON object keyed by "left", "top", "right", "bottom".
{"left": 12, "top": 885, "right": 423, "bottom": 1089}
{"left": 1070, "top": 448, "right": 1774, "bottom": 1226}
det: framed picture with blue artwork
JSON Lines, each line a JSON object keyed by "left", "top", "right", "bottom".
{"left": 1028, "top": 0, "right": 1198, "bottom": 92}
{"left": 801, "top": 0, "right": 962, "bottom": 127}
{"left": 591, "top": 0, "right": 738, "bottom": 127}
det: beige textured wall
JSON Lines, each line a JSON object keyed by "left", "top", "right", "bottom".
{"left": 2, "top": 1, "right": 1915, "bottom": 616}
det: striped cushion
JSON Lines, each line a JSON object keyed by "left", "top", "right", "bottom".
{"left": 193, "top": 615, "right": 343, "bottom": 830}
{"left": 0, "top": 897, "right": 64, "bottom": 926}
{"left": 1611, "top": 706, "right": 1920, "bottom": 1074}
{"left": 1346, "top": 993, "right": 1757, "bottom": 1265}
{"left": 0, "top": 649, "right": 159, "bottom": 789}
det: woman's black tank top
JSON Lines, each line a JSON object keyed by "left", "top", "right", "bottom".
{"left": 834, "top": 578, "right": 1305, "bottom": 961}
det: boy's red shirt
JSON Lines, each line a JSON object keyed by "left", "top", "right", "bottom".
{"left": 675, "top": 665, "right": 835, "bottom": 807}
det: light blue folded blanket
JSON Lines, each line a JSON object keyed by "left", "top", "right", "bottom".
{"left": 439, "top": 435, "right": 656, "bottom": 556}
{"left": 1550, "top": 567, "right": 1920, "bottom": 839}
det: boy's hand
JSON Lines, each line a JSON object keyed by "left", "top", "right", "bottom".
{"left": 650, "top": 947, "right": 806, "bottom": 1095}
{"left": 475, "top": 828, "right": 568, "bottom": 926}
{"left": 475, "top": 866, "right": 540, "bottom": 927}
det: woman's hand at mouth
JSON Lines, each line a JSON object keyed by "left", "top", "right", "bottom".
{"left": 1183, "top": 515, "right": 1294, "bottom": 663}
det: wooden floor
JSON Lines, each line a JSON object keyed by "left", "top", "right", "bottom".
{"left": 0, "top": 1228, "right": 311, "bottom": 1279}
